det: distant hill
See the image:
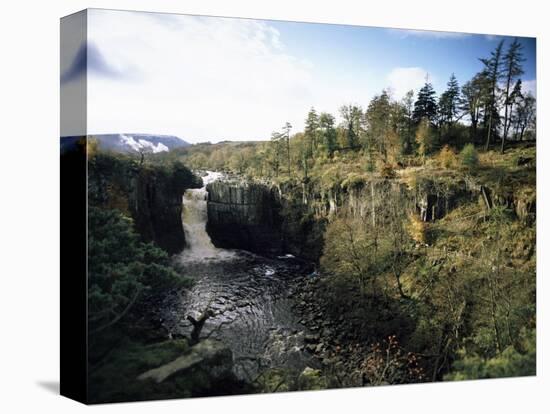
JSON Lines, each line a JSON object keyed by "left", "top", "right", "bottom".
{"left": 60, "top": 133, "right": 190, "bottom": 154}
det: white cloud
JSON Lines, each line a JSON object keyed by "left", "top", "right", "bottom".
{"left": 387, "top": 67, "right": 430, "bottom": 100}
{"left": 90, "top": 11, "right": 457, "bottom": 141}
{"left": 522, "top": 79, "right": 537, "bottom": 98}
{"left": 388, "top": 28, "right": 470, "bottom": 39}
{"left": 87, "top": 10, "right": 318, "bottom": 142}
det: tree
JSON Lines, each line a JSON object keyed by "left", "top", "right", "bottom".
{"left": 402, "top": 90, "right": 415, "bottom": 154}
{"left": 365, "top": 90, "right": 392, "bottom": 161}
{"left": 438, "top": 74, "right": 461, "bottom": 131}
{"left": 460, "top": 143, "right": 479, "bottom": 172}
{"left": 461, "top": 72, "right": 487, "bottom": 143}
{"left": 413, "top": 82, "right": 438, "bottom": 124}
{"left": 500, "top": 39, "right": 525, "bottom": 152}
{"left": 339, "top": 104, "right": 363, "bottom": 149}
{"left": 514, "top": 92, "right": 536, "bottom": 141}
{"left": 304, "top": 107, "right": 320, "bottom": 160}
{"left": 269, "top": 131, "right": 283, "bottom": 177}
{"left": 480, "top": 40, "right": 505, "bottom": 151}
{"left": 283, "top": 122, "right": 292, "bottom": 175}
{"left": 88, "top": 207, "right": 186, "bottom": 335}
{"left": 319, "top": 112, "right": 337, "bottom": 156}
{"left": 415, "top": 117, "right": 433, "bottom": 162}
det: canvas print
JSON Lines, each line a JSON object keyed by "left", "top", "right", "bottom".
{"left": 60, "top": 8, "right": 536, "bottom": 404}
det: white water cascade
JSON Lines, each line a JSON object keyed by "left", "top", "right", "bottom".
{"left": 179, "top": 171, "right": 233, "bottom": 261}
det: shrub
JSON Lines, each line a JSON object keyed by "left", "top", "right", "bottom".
{"left": 460, "top": 143, "right": 479, "bottom": 171}
{"left": 407, "top": 213, "right": 428, "bottom": 245}
{"left": 445, "top": 328, "right": 536, "bottom": 380}
{"left": 380, "top": 163, "right": 397, "bottom": 179}
{"left": 437, "top": 145, "right": 458, "bottom": 169}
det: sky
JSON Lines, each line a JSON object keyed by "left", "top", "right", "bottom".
{"left": 61, "top": 9, "right": 536, "bottom": 142}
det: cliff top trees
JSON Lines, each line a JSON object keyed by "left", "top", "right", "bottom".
{"left": 365, "top": 90, "right": 392, "bottom": 162}
{"left": 461, "top": 72, "right": 488, "bottom": 143}
{"left": 319, "top": 112, "right": 337, "bottom": 156}
{"left": 339, "top": 104, "right": 363, "bottom": 149}
{"left": 438, "top": 74, "right": 461, "bottom": 128}
{"left": 401, "top": 90, "right": 415, "bottom": 154}
{"left": 501, "top": 38, "right": 525, "bottom": 152}
{"left": 481, "top": 39, "right": 505, "bottom": 151}
{"left": 415, "top": 117, "right": 433, "bottom": 162}
{"left": 413, "top": 81, "right": 438, "bottom": 125}
{"left": 514, "top": 92, "right": 536, "bottom": 141}
{"left": 269, "top": 131, "right": 283, "bottom": 177}
{"left": 304, "top": 107, "right": 320, "bottom": 163}
{"left": 283, "top": 122, "right": 292, "bottom": 175}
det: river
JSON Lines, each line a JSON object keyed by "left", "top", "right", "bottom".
{"left": 161, "top": 171, "right": 318, "bottom": 382}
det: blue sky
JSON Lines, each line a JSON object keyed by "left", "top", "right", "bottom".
{"left": 63, "top": 9, "right": 536, "bottom": 142}
{"left": 271, "top": 20, "right": 536, "bottom": 95}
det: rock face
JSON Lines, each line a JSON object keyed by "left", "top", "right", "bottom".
{"left": 137, "top": 339, "right": 233, "bottom": 384}
{"left": 206, "top": 181, "right": 284, "bottom": 255}
{"left": 88, "top": 153, "right": 202, "bottom": 254}
{"left": 130, "top": 168, "right": 198, "bottom": 254}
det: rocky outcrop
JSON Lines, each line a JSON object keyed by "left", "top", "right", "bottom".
{"left": 206, "top": 181, "right": 284, "bottom": 255}
{"left": 130, "top": 166, "right": 201, "bottom": 254}
{"left": 88, "top": 153, "right": 202, "bottom": 254}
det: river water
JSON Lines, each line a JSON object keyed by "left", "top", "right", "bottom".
{"left": 163, "top": 171, "right": 318, "bottom": 381}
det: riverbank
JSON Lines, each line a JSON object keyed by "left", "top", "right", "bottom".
{"left": 290, "top": 274, "right": 427, "bottom": 387}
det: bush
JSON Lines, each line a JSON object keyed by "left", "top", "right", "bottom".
{"left": 380, "top": 163, "right": 397, "bottom": 179}
{"left": 460, "top": 143, "right": 479, "bottom": 171}
{"left": 407, "top": 213, "right": 428, "bottom": 245}
{"left": 437, "top": 145, "right": 458, "bottom": 169}
{"left": 445, "top": 328, "right": 536, "bottom": 380}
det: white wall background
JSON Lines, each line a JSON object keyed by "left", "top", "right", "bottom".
{"left": 0, "top": 0, "right": 547, "bottom": 412}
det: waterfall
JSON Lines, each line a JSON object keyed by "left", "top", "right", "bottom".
{"left": 179, "top": 171, "right": 233, "bottom": 261}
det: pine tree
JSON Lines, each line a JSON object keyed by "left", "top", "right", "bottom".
{"left": 282, "top": 122, "right": 292, "bottom": 175}
{"left": 501, "top": 39, "right": 525, "bottom": 152}
{"left": 339, "top": 104, "right": 362, "bottom": 149}
{"left": 319, "top": 112, "right": 337, "bottom": 156}
{"left": 480, "top": 40, "right": 505, "bottom": 151}
{"left": 438, "top": 74, "right": 461, "bottom": 126}
{"left": 304, "top": 107, "right": 319, "bottom": 160}
{"left": 413, "top": 82, "right": 438, "bottom": 124}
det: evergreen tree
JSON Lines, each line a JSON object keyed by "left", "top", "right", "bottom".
{"left": 438, "top": 74, "right": 461, "bottom": 126}
{"left": 480, "top": 40, "right": 505, "bottom": 151}
{"left": 304, "top": 107, "right": 320, "bottom": 159}
{"left": 319, "top": 112, "right": 337, "bottom": 156}
{"left": 413, "top": 82, "right": 438, "bottom": 124}
{"left": 501, "top": 39, "right": 525, "bottom": 152}
{"left": 283, "top": 122, "right": 292, "bottom": 175}
{"left": 339, "top": 104, "right": 362, "bottom": 149}
{"left": 269, "top": 131, "right": 283, "bottom": 177}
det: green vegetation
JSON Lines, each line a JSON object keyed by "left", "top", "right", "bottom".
{"left": 82, "top": 37, "right": 535, "bottom": 399}
{"left": 149, "top": 39, "right": 536, "bottom": 384}
{"left": 86, "top": 149, "right": 212, "bottom": 401}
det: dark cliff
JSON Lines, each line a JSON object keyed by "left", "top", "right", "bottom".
{"left": 204, "top": 172, "right": 522, "bottom": 262}
{"left": 206, "top": 181, "right": 284, "bottom": 256}
{"left": 206, "top": 180, "right": 326, "bottom": 261}
{"left": 88, "top": 153, "right": 202, "bottom": 254}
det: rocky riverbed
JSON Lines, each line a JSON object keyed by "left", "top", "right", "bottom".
{"left": 289, "top": 275, "right": 374, "bottom": 388}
